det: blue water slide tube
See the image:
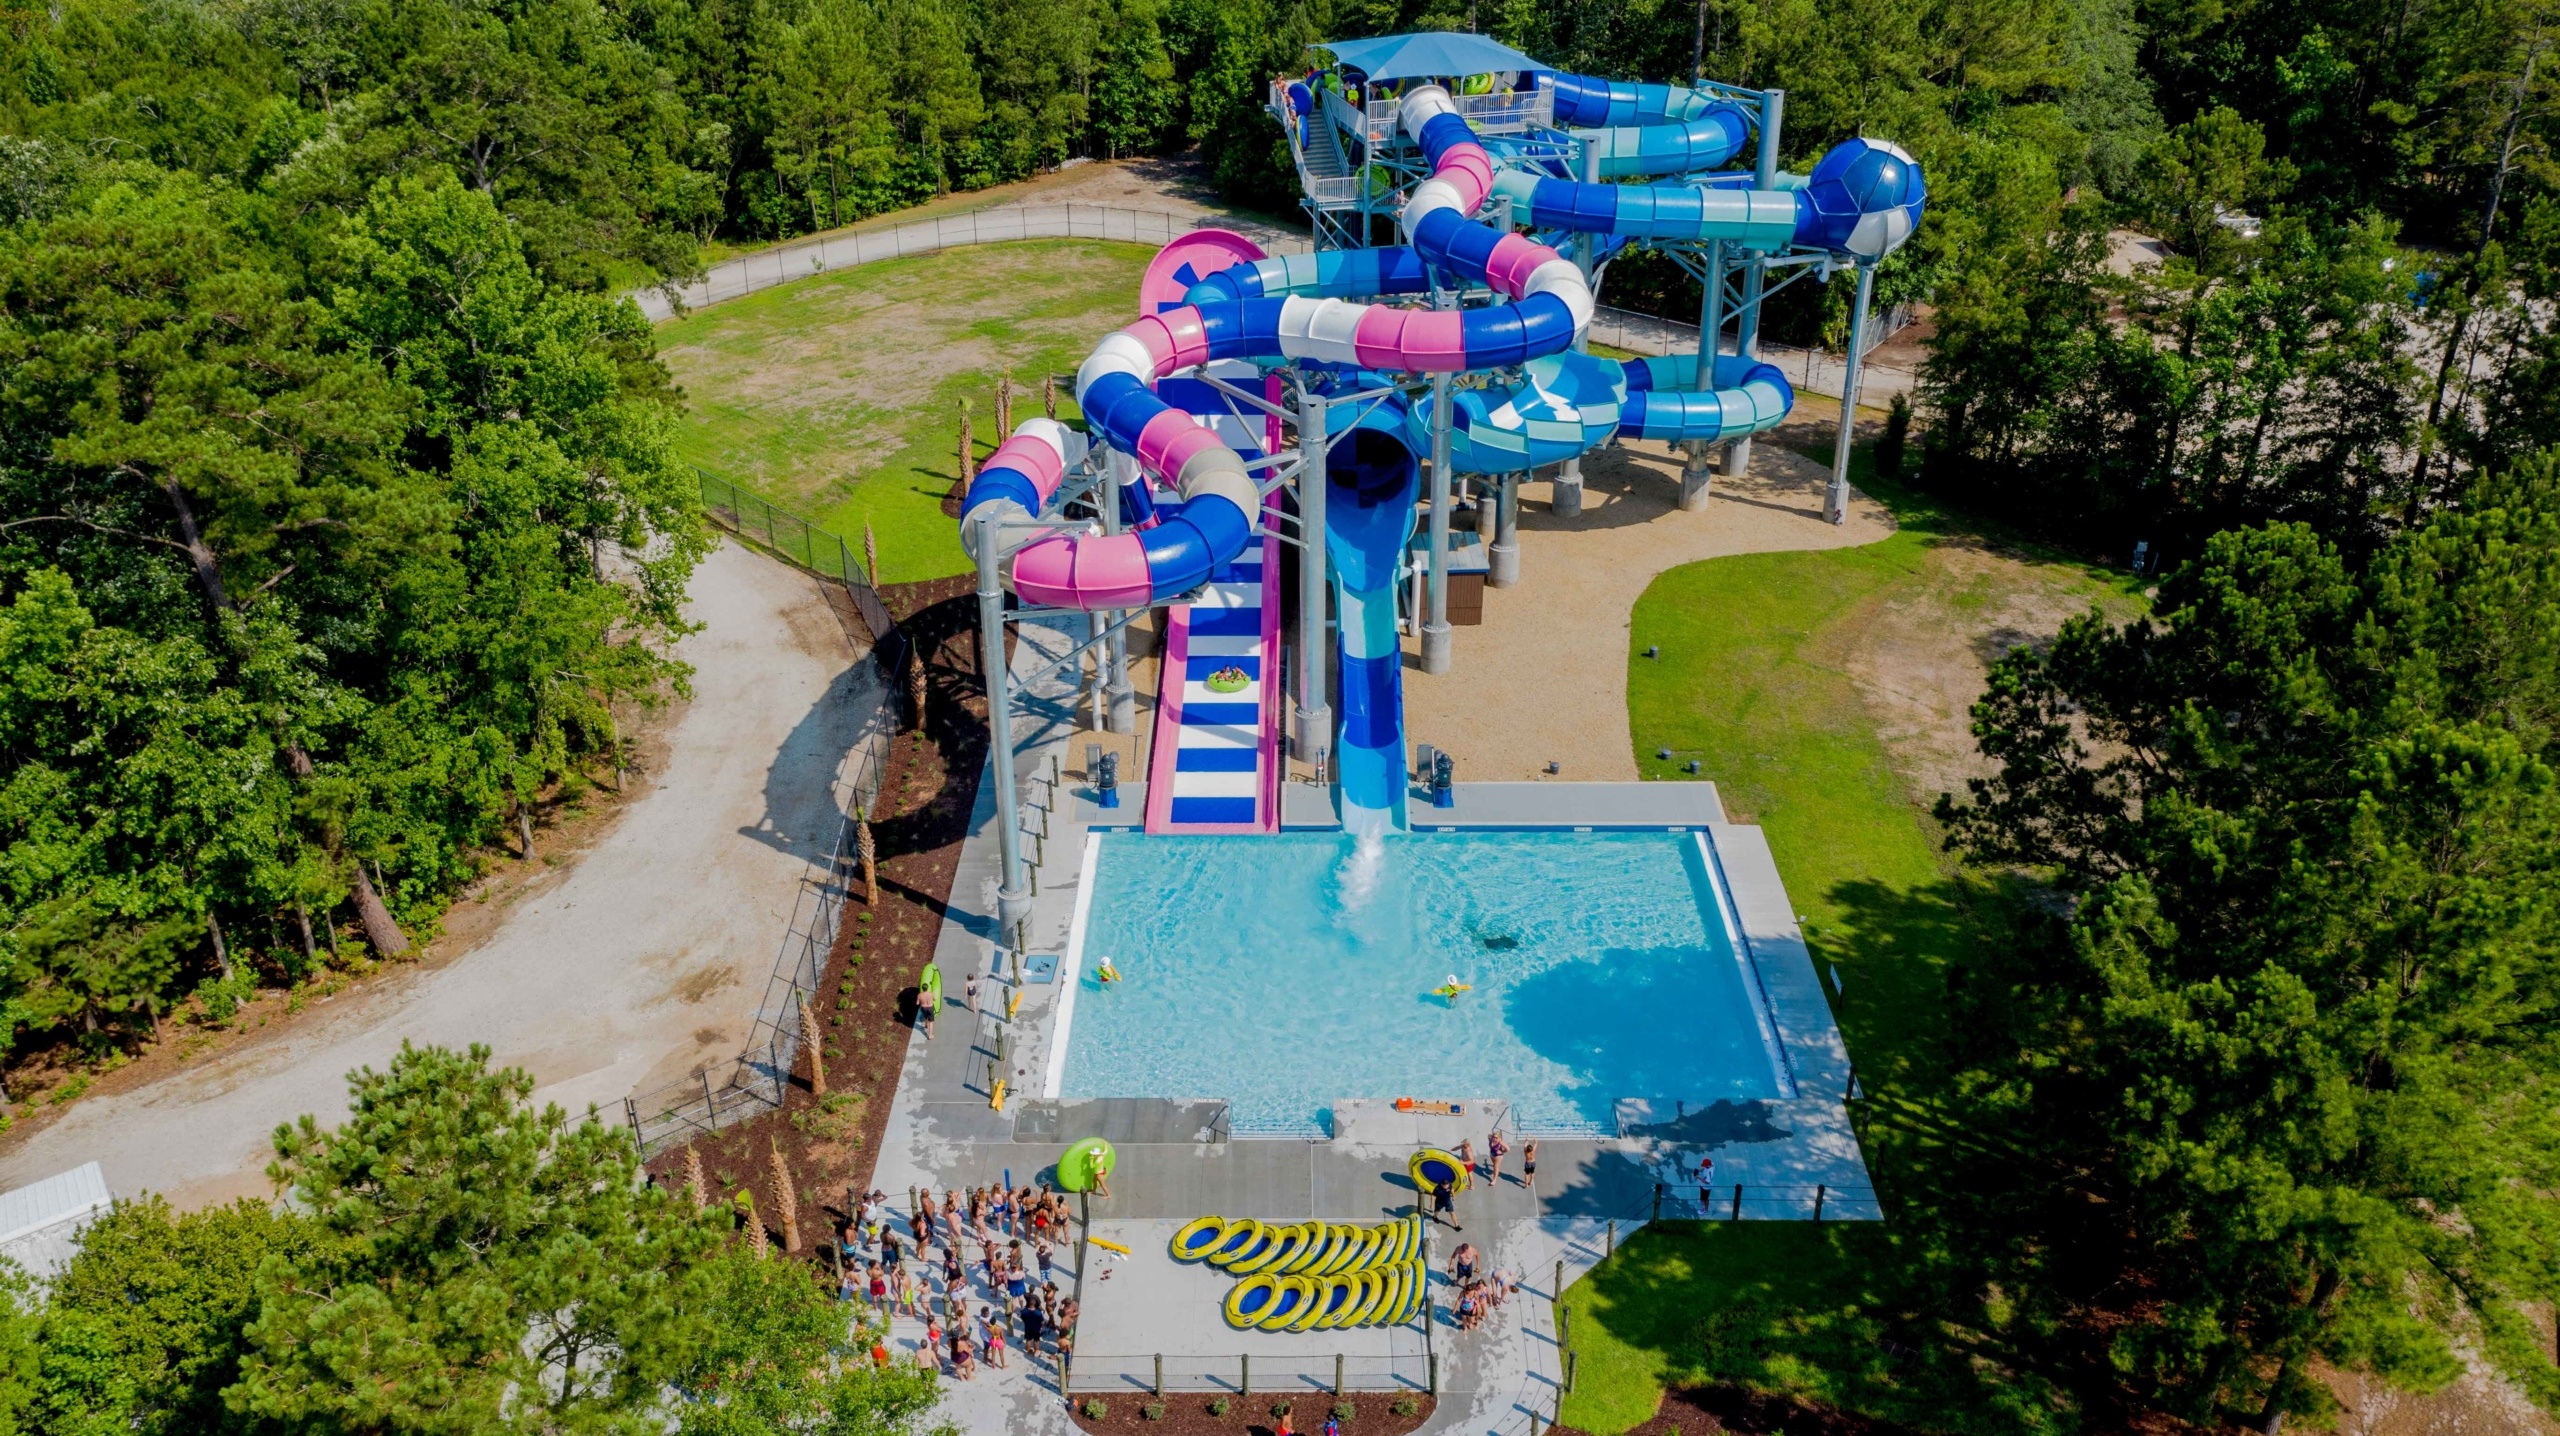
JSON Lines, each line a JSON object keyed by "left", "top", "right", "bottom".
{"left": 1618, "top": 352, "right": 1795, "bottom": 443}
{"left": 1323, "top": 395, "right": 1422, "bottom": 837}
{"left": 1490, "top": 135, "right": 1928, "bottom": 257}
{"left": 1545, "top": 73, "right": 1757, "bottom": 178}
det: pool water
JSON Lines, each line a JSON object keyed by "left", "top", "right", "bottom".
{"left": 1057, "top": 830, "right": 1788, "bottom": 1132}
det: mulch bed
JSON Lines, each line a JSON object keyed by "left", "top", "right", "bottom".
{"left": 1066, "top": 1391, "right": 1436, "bottom": 1435}
{"left": 643, "top": 575, "right": 996, "bottom": 1252}
{"left": 1551, "top": 1385, "right": 1917, "bottom": 1436}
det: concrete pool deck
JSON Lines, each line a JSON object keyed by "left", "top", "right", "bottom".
{"left": 865, "top": 614, "right": 1879, "bottom": 1433}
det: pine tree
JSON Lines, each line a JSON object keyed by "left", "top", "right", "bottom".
{"left": 769, "top": 1144, "right": 801, "bottom": 1255}
{"left": 800, "top": 1003, "right": 826, "bottom": 1096}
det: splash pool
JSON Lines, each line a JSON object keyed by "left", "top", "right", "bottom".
{"left": 1053, "top": 829, "right": 1790, "bottom": 1133}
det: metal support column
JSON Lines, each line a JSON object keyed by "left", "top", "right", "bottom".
{"left": 1828, "top": 259, "right": 1877, "bottom": 525}
{"left": 977, "top": 513, "right": 1030, "bottom": 930}
{"left": 1680, "top": 236, "right": 1728, "bottom": 510}
{"left": 1422, "top": 368, "right": 1454, "bottom": 674}
{"left": 1553, "top": 138, "right": 1603, "bottom": 520}
{"left": 1099, "top": 450, "right": 1136, "bottom": 732}
{"left": 1722, "top": 89, "right": 1783, "bottom": 481}
{"left": 1293, "top": 385, "right": 1333, "bottom": 762}
{"left": 1489, "top": 470, "right": 1520, "bottom": 585}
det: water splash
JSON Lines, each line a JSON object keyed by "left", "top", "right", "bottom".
{"left": 1336, "top": 831, "right": 1389, "bottom": 913}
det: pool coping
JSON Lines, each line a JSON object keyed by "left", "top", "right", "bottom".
{"left": 1082, "top": 778, "right": 1730, "bottom": 831}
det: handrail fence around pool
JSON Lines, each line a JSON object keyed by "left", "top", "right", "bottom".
{"left": 1064, "top": 1350, "right": 1436, "bottom": 1396}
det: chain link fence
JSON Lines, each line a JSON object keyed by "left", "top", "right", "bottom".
{"left": 1585, "top": 303, "right": 1920, "bottom": 407}
{"left": 634, "top": 205, "right": 1314, "bottom": 322}
{"left": 623, "top": 473, "right": 909, "bottom": 1157}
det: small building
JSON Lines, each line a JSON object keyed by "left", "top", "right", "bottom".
{"left": 0, "top": 1162, "right": 114, "bottom": 1283}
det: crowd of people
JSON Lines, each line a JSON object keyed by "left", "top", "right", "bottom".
{"left": 839, "top": 1184, "right": 1081, "bottom": 1380}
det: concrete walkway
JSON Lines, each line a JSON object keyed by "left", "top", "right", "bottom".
{"left": 0, "top": 540, "right": 882, "bottom": 1207}
{"left": 848, "top": 589, "right": 1874, "bottom": 1433}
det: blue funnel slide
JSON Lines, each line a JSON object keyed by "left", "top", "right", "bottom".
{"left": 1324, "top": 395, "right": 1421, "bottom": 836}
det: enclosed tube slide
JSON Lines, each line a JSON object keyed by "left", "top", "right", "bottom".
{"left": 1414, "top": 349, "right": 1796, "bottom": 474}
{"left": 960, "top": 84, "right": 1594, "bottom": 611}
{"left": 1490, "top": 134, "right": 1927, "bottom": 258}
{"left": 1322, "top": 400, "right": 1424, "bottom": 837}
{"left": 1547, "top": 73, "right": 1757, "bottom": 179}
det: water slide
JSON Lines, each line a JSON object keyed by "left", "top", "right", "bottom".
{"left": 957, "top": 55, "right": 1923, "bottom": 833}
{"left": 1321, "top": 398, "right": 1424, "bottom": 837}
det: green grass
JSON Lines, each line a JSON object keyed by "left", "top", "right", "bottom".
{"left": 1561, "top": 460, "right": 2146, "bottom": 1435}
{"left": 655, "top": 239, "right": 1156, "bottom": 584}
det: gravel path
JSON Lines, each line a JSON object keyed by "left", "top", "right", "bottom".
{"left": 0, "top": 539, "right": 881, "bottom": 1207}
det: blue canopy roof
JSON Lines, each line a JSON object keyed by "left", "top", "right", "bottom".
{"left": 1318, "top": 32, "right": 1545, "bottom": 80}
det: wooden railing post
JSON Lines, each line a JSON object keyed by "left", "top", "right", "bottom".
{"left": 1814, "top": 1184, "right": 1828, "bottom": 1221}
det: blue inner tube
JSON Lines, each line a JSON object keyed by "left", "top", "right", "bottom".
{"left": 1415, "top": 1155, "right": 1462, "bottom": 1191}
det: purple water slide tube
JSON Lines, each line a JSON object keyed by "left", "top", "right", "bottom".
{"left": 958, "top": 84, "right": 1593, "bottom": 612}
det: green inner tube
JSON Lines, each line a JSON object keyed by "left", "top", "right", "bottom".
{"left": 1057, "top": 1137, "right": 1114, "bottom": 1193}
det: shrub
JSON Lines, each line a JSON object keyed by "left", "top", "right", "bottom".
{"left": 1082, "top": 1398, "right": 1109, "bottom": 1419}
{"left": 1333, "top": 1401, "right": 1356, "bottom": 1421}
{"left": 1208, "top": 1397, "right": 1231, "bottom": 1416}
{"left": 1141, "top": 1400, "right": 1166, "bottom": 1420}
{"left": 1269, "top": 1399, "right": 1292, "bottom": 1418}
{"left": 1390, "top": 1396, "right": 1421, "bottom": 1417}
{"left": 1877, "top": 390, "right": 1911, "bottom": 477}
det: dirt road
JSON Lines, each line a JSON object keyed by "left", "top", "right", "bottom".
{"left": 0, "top": 539, "right": 879, "bottom": 1207}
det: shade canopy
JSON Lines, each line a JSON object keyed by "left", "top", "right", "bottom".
{"left": 1317, "top": 32, "right": 1545, "bottom": 80}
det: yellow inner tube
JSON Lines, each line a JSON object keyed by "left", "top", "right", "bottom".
{"left": 1288, "top": 1274, "right": 1332, "bottom": 1332}
{"left": 1310, "top": 1225, "right": 1352, "bottom": 1275}
{"left": 1409, "top": 1147, "right": 1469, "bottom": 1195}
{"left": 1227, "top": 1226, "right": 1286, "bottom": 1276}
{"left": 1399, "top": 1258, "right": 1428, "bottom": 1323}
{"left": 1344, "top": 1268, "right": 1388, "bottom": 1326}
{"left": 1223, "top": 1272, "right": 1280, "bottom": 1328}
{"left": 1171, "top": 1214, "right": 1226, "bottom": 1261}
{"left": 1207, "top": 1216, "right": 1263, "bottom": 1266}
{"left": 1258, "top": 1275, "right": 1314, "bottom": 1331}
{"left": 1312, "top": 1273, "right": 1359, "bottom": 1329}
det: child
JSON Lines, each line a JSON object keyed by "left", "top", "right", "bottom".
{"left": 1522, "top": 1140, "right": 1538, "bottom": 1192}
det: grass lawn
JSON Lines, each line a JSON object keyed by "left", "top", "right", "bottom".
{"left": 655, "top": 239, "right": 1156, "bottom": 584}
{"left": 1561, "top": 459, "right": 2147, "bottom": 1434}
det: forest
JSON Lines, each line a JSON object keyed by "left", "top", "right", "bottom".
{"left": 4, "top": 0, "right": 2560, "bottom": 1428}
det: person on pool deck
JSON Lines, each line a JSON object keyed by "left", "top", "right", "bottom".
{"left": 1431, "top": 1174, "right": 1459, "bottom": 1231}
{"left": 1696, "top": 1154, "right": 1715, "bottom": 1211}
{"left": 1450, "top": 1241, "right": 1480, "bottom": 1285}
{"left": 1522, "top": 1139, "right": 1539, "bottom": 1190}
{"left": 1488, "top": 1128, "right": 1509, "bottom": 1185}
